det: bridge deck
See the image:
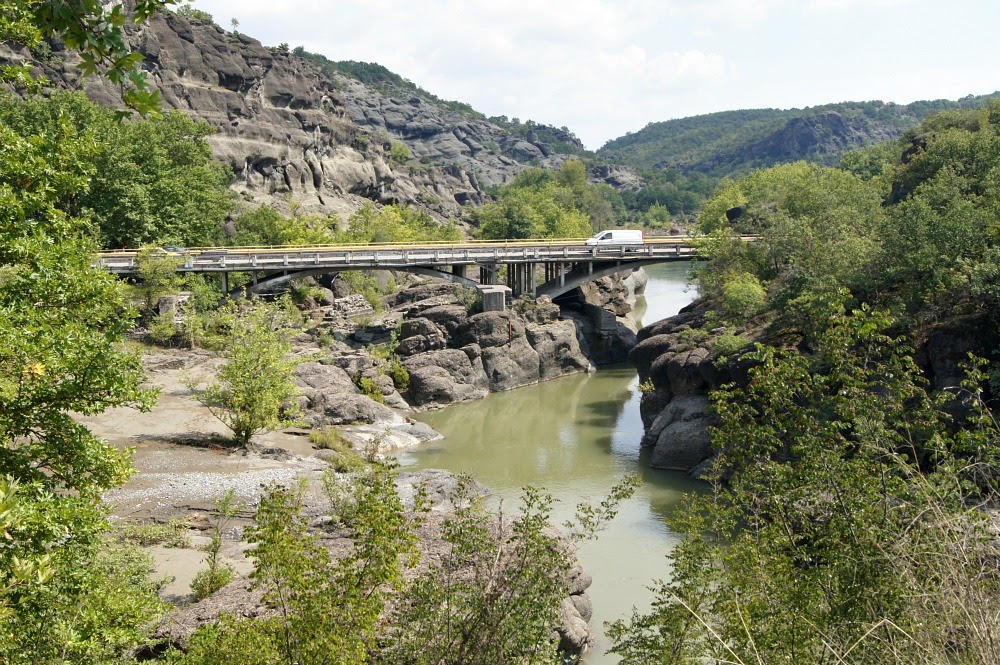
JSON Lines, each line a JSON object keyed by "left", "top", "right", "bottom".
{"left": 96, "top": 237, "right": 700, "bottom": 274}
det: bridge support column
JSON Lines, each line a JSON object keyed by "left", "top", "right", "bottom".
{"left": 221, "top": 272, "right": 228, "bottom": 294}
{"left": 480, "top": 265, "right": 498, "bottom": 285}
{"left": 559, "top": 262, "right": 566, "bottom": 289}
{"left": 529, "top": 263, "right": 537, "bottom": 297}
{"left": 452, "top": 264, "right": 467, "bottom": 279}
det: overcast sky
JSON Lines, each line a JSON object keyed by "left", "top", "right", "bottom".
{"left": 191, "top": 0, "right": 1000, "bottom": 151}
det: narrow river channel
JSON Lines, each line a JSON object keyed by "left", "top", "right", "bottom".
{"left": 398, "top": 262, "right": 703, "bottom": 663}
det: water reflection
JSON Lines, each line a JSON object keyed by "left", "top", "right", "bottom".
{"left": 399, "top": 262, "right": 701, "bottom": 663}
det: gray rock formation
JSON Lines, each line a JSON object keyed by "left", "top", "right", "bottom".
{"left": 628, "top": 302, "right": 731, "bottom": 473}
{"left": 293, "top": 361, "right": 405, "bottom": 428}
{"left": 645, "top": 395, "right": 713, "bottom": 471}
{"left": 381, "top": 284, "right": 594, "bottom": 407}
{"left": 565, "top": 268, "right": 647, "bottom": 364}
{"left": 3, "top": 11, "right": 629, "bottom": 222}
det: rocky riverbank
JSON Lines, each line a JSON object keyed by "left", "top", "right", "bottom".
{"left": 80, "top": 271, "right": 650, "bottom": 658}
{"left": 630, "top": 299, "right": 999, "bottom": 477}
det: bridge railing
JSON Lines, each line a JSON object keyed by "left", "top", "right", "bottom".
{"left": 97, "top": 235, "right": 699, "bottom": 258}
{"left": 94, "top": 236, "right": 705, "bottom": 274}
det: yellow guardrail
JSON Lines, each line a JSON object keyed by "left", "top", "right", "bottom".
{"left": 98, "top": 236, "right": 698, "bottom": 257}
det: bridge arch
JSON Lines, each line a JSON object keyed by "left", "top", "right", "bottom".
{"left": 536, "top": 260, "right": 669, "bottom": 300}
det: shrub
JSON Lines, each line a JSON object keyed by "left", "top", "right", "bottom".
{"left": 454, "top": 284, "right": 481, "bottom": 314}
{"left": 310, "top": 428, "right": 364, "bottom": 472}
{"left": 386, "top": 361, "right": 410, "bottom": 392}
{"left": 191, "top": 490, "right": 242, "bottom": 601}
{"left": 191, "top": 564, "right": 234, "bottom": 602}
{"left": 712, "top": 331, "right": 751, "bottom": 360}
{"left": 117, "top": 518, "right": 191, "bottom": 548}
{"left": 722, "top": 272, "right": 766, "bottom": 321}
{"left": 355, "top": 375, "right": 384, "bottom": 403}
{"left": 389, "top": 141, "right": 411, "bottom": 165}
{"left": 677, "top": 326, "right": 710, "bottom": 347}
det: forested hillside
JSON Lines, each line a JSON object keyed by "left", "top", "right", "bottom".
{"left": 600, "top": 96, "right": 997, "bottom": 174}
{"left": 597, "top": 95, "right": 999, "bottom": 222}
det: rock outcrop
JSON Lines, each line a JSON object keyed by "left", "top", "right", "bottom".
{"left": 563, "top": 268, "right": 647, "bottom": 364}
{"left": 391, "top": 285, "right": 593, "bottom": 407}
{"left": 629, "top": 302, "right": 731, "bottom": 474}
{"left": 2, "top": 10, "right": 622, "bottom": 221}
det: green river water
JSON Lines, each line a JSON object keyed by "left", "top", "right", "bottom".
{"left": 398, "top": 262, "right": 703, "bottom": 663}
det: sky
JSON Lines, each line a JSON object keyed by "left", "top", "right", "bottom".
{"left": 191, "top": 0, "right": 1000, "bottom": 151}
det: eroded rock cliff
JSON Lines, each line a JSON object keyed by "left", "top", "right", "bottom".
{"left": 2, "top": 10, "right": 602, "bottom": 222}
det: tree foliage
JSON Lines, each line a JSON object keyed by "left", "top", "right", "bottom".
{"left": 0, "top": 79, "right": 162, "bottom": 662}
{"left": 610, "top": 303, "right": 1000, "bottom": 664}
{"left": 193, "top": 299, "right": 302, "bottom": 444}
{"left": 0, "top": 93, "right": 233, "bottom": 249}
{"left": 340, "top": 201, "right": 461, "bottom": 244}
{"left": 475, "top": 161, "right": 605, "bottom": 239}
{"left": 1, "top": 0, "right": 177, "bottom": 114}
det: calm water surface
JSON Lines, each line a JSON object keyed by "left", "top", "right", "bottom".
{"left": 398, "top": 262, "right": 702, "bottom": 663}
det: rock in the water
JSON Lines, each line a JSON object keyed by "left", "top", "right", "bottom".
{"left": 647, "top": 395, "right": 713, "bottom": 471}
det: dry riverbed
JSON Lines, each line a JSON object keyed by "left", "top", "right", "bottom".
{"left": 79, "top": 349, "right": 330, "bottom": 604}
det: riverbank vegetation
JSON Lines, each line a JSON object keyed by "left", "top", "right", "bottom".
{"left": 610, "top": 100, "right": 1000, "bottom": 663}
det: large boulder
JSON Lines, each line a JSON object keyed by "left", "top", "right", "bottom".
{"left": 645, "top": 395, "right": 714, "bottom": 471}
{"left": 294, "top": 361, "right": 405, "bottom": 427}
{"left": 402, "top": 348, "right": 489, "bottom": 406}
{"left": 397, "top": 317, "right": 447, "bottom": 356}
{"left": 525, "top": 320, "right": 592, "bottom": 381}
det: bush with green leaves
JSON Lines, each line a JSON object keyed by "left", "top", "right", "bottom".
{"left": 176, "top": 467, "right": 417, "bottom": 665}
{"left": 191, "top": 299, "right": 302, "bottom": 444}
{"left": 192, "top": 490, "right": 242, "bottom": 601}
{"left": 309, "top": 428, "right": 363, "bottom": 473}
{"left": 389, "top": 141, "right": 411, "bottom": 164}
{"left": 354, "top": 374, "right": 385, "bottom": 403}
{"left": 711, "top": 331, "right": 751, "bottom": 361}
{"left": 117, "top": 518, "right": 191, "bottom": 548}
{"left": 174, "top": 467, "right": 639, "bottom": 665}
{"left": 609, "top": 303, "right": 1000, "bottom": 664}
{"left": 721, "top": 271, "right": 766, "bottom": 321}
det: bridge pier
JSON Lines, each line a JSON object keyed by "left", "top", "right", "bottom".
{"left": 479, "top": 264, "right": 499, "bottom": 285}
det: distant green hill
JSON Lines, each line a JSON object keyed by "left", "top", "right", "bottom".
{"left": 598, "top": 95, "right": 998, "bottom": 177}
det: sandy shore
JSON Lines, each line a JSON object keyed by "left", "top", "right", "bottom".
{"left": 79, "top": 349, "right": 329, "bottom": 603}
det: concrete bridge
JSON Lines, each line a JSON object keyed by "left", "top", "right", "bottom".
{"left": 96, "top": 237, "right": 701, "bottom": 305}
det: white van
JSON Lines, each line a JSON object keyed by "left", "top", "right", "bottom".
{"left": 585, "top": 229, "right": 644, "bottom": 246}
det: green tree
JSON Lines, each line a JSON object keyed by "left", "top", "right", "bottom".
{"left": 194, "top": 299, "right": 302, "bottom": 444}
{"left": 389, "top": 140, "right": 411, "bottom": 165}
{"left": 0, "top": 93, "right": 233, "bottom": 249}
{"left": 609, "top": 303, "right": 1000, "bottom": 664}
{"left": 695, "top": 162, "right": 883, "bottom": 316}
{"left": 0, "top": 92, "right": 161, "bottom": 663}
{"left": 339, "top": 201, "right": 461, "bottom": 244}
{"left": 177, "top": 465, "right": 418, "bottom": 665}
{"left": 1, "top": 0, "right": 176, "bottom": 114}
{"left": 134, "top": 247, "right": 185, "bottom": 315}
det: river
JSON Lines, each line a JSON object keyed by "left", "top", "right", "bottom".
{"left": 397, "top": 262, "right": 702, "bottom": 663}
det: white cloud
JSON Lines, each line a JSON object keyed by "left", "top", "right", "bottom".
{"left": 190, "top": 0, "right": 1000, "bottom": 148}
